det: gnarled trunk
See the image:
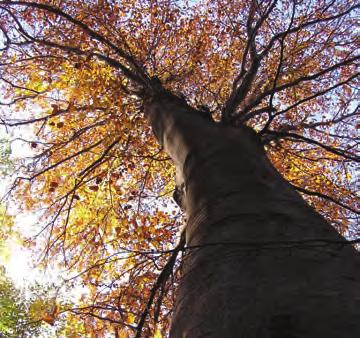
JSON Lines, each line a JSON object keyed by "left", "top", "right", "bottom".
{"left": 145, "top": 92, "right": 360, "bottom": 338}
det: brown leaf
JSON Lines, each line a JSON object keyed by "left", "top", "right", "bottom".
{"left": 50, "top": 181, "right": 59, "bottom": 188}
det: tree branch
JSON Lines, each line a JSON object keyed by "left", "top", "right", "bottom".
{"left": 260, "top": 3, "right": 359, "bottom": 59}
{"left": 0, "top": 3, "right": 146, "bottom": 85}
{"left": 265, "top": 130, "right": 359, "bottom": 162}
{"left": 135, "top": 234, "right": 185, "bottom": 338}
{"left": 291, "top": 183, "right": 359, "bottom": 215}
{"left": 223, "top": 1, "right": 278, "bottom": 122}
{"left": 244, "top": 55, "right": 359, "bottom": 114}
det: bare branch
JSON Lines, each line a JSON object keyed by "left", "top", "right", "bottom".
{"left": 223, "top": 1, "right": 278, "bottom": 122}
{"left": 0, "top": 3, "right": 146, "bottom": 85}
{"left": 266, "top": 130, "right": 360, "bottom": 162}
{"left": 260, "top": 3, "right": 359, "bottom": 59}
{"left": 135, "top": 234, "right": 185, "bottom": 338}
{"left": 0, "top": 0, "right": 148, "bottom": 81}
{"left": 292, "top": 184, "right": 359, "bottom": 215}
{"left": 244, "top": 55, "right": 359, "bottom": 114}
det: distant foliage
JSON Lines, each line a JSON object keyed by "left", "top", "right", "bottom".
{"left": 0, "top": 139, "right": 13, "bottom": 176}
{"left": 0, "top": 268, "right": 40, "bottom": 337}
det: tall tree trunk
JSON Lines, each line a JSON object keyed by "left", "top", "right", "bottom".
{"left": 145, "top": 92, "right": 360, "bottom": 338}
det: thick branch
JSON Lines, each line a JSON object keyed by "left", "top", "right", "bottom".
{"left": 266, "top": 130, "right": 359, "bottom": 162}
{"left": 135, "top": 234, "right": 185, "bottom": 338}
{"left": 243, "top": 55, "right": 359, "bottom": 114}
{"left": 0, "top": 1, "right": 147, "bottom": 77}
{"left": 0, "top": 3, "right": 146, "bottom": 85}
{"left": 291, "top": 184, "right": 359, "bottom": 215}
{"left": 223, "top": 1, "right": 278, "bottom": 121}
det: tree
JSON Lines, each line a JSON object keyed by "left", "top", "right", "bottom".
{"left": 0, "top": 206, "right": 37, "bottom": 338}
{"left": 0, "top": 205, "right": 49, "bottom": 338}
{"left": 0, "top": 267, "right": 42, "bottom": 338}
{"left": 0, "top": 205, "right": 83, "bottom": 337}
{"left": 0, "top": 138, "right": 14, "bottom": 176}
{"left": 0, "top": 264, "right": 70, "bottom": 338}
{"left": 0, "top": 0, "right": 359, "bottom": 336}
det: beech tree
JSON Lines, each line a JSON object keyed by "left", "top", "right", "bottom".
{"left": 0, "top": 0, "right": 359, "bottom": 337}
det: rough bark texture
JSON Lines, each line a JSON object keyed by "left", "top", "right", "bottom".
{"left": 145, "top": 92, "right": 360, "bottom": 338}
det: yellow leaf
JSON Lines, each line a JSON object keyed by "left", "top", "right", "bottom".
{"left": 154, "top": 329, "right": 162, "bottom": 338}
{"left": 118, "top": 329, "right": 130, "bottom": 338}
{"left": 127, "top": 313, "right": 136, "bottom": 324}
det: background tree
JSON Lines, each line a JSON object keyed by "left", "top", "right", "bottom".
{"left": 0, "top": 0, "right": 359, "bottom": 337}
{"left": 0, "top": 267, "right": 42, "bottom": 338}
{"left": 0, "top": 204, "right": 81, "bottom": 337}
{"left": 0, "top": 139, "right": 14, "bottom": 176}
{"left": 0, "top": 205, "right": 54, "bottom": 338}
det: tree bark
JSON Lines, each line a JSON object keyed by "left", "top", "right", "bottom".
{"left": 145, "top": 92, "right": 360, "bottom": 338}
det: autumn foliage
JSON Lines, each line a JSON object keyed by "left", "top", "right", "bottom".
{"left": 0, "top": 0, "right": 359, "bottom": 336}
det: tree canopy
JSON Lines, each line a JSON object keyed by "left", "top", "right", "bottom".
{"left": 0, "top": 0, "right": 358, "bottom": 336}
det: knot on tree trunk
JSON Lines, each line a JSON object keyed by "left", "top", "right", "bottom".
{"left": 173, "top": 182, "right": 186, "bottom": 210}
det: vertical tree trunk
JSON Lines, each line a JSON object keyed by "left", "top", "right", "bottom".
{"left": 145, "top": 92, "right": 360, "bottom": 338}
